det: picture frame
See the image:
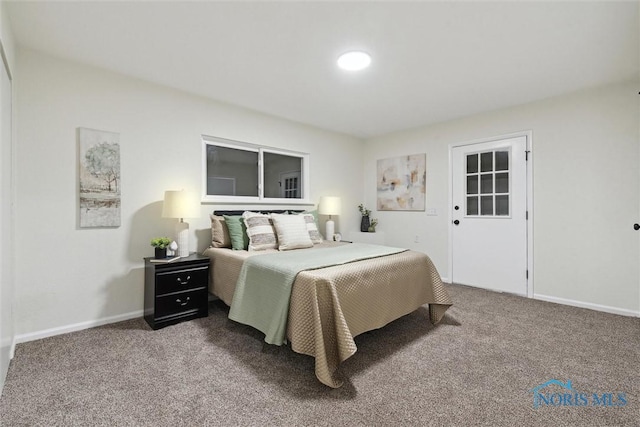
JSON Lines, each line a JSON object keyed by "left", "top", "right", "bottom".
{"left": 78, "top": 127, "right": 121, "bottom": 228}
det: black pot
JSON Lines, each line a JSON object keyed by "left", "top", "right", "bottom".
{"left": 154, "top": 247, "right": 167, "bottom": 259}
{"left": 360, "top": 215, "right": 370, "bottom": 232}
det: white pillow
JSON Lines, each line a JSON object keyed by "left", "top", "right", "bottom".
{"left": 242, "top": 211, "right": 278, "bottom": 251}
{"left": 270, "top": 213, "right": 314, "bottom": 251}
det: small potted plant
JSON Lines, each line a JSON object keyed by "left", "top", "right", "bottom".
{"left": 150, "top": 237, "right": 172, "bottom": 259}
{"left": 358, "top": 204, "right": 372, "bottom": 232}
{"left": 368, "top": 218, "right": 378, "bottom": 233}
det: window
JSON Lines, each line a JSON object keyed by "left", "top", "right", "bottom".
{"left": 465, "top": 149, "right": 510, "bottom": 217}
{"left": 202, "top": 136, "right": 309, "bottom": 203}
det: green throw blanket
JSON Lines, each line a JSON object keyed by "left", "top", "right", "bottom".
{"left": 228, "top": 243, "right": 407, "bottom": 345}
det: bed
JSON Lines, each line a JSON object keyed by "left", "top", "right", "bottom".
{"left": 203, "top": 210, "right": 452, "bottom": 388}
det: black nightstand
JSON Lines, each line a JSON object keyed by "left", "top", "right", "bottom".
{"left": 144, "top": 253, "right": 209, "bottom": 330}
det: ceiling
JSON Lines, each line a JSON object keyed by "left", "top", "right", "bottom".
{"left": 6, "top": 1, "right": 639, "bottom": 139}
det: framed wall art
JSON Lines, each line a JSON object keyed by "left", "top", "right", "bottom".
{"left": 78, "top": 127, "right": 121, "bottom": 228}
{"left": 376, "top": 153, "right": 426, "bottom": 211}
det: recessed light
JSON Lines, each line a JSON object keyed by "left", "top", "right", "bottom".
{"left": 337, "top": 51, "right": 371, "bottom": 71}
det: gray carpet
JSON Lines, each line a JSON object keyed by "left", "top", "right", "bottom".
{"left": 1, "top": 284, "right": 638, "bottom": 426}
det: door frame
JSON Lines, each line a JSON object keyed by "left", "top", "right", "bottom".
{"left": 0, "top": 38, "right": 14, "bottom": 392}
{"left": 448, "top": 130, "right": 534, "bottom": 297}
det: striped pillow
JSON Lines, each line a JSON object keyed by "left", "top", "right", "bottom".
{"left": 270, "top": 213, "right": 313, "bottom": 251}
{"left": 242, "top": 211, "right": 278, "bottom": 251}
{"left": 301, "top": 213, "right": 323, "bottom": 243}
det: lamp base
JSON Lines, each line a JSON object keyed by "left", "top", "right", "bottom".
{"left": 325, "top": 219, "right": 335, "bottom": 242}
{"left": 176, "top": 221, "right": 189, "bottom": 257}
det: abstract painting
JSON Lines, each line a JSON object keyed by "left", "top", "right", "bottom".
{"left": 78, "top": 128, "right": 121, "bottom": 227}
{"left": 376, "top": 153, "right": 426, "bottom": 211}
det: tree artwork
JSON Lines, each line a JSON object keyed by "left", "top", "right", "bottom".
{"left": 84, "top": 142, "right": 120, "bottom": 192}
{"left": 78, "top": 128, "right": 121, "bottom": 228}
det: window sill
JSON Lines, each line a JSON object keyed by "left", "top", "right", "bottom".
{"left": 201, "top": 197, "right": 315, "bottom": 206}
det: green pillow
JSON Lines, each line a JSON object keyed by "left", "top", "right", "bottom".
{"left": 223, "top": 215, "right": 249, "bottom": 250}
{"left": 306, "top": 209, "right": 319, "bottom": 225}
{"left": 294, "top": 209, "right": 319, "bottom": 225}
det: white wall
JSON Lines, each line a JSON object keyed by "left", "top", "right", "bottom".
{"left": 0, "top": 0, "right": 15, "bottom": 392}
{"left": 14, "top": 48, "right": 363, "bottom": 339}
{"left": 0, "top": 2, "right": 14, "bottom": 71}
{"left": 364, "top": 80, "right": 640, "bottom": 315}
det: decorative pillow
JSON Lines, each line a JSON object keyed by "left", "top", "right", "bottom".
{"left": 242, "top": 211, "right": 278, "bottom": 251}
{"left": 210, "top": 215, "right": 231, "bottom": 248}
{"left": 304, "top": 209, "right": 319, "bottom": 225}
{"left": 223, "top": 215, "right": 249, "bottom": 250}
{"left": 301, "top": 213, "right": 323, "bottom": 243}
{"left": 270, "top": 213, "right": 314, "bottom": 251}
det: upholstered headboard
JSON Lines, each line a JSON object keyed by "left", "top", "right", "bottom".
{"left": 213, "top": 210, "right": 304, "bottom": 216}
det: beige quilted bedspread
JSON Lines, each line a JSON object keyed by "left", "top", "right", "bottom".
{"left": 203, "top": 242, "right": 452, "bottom": 388}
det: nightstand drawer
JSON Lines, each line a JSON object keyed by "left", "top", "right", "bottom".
{"left": 155, "top": 288, "right": 208, "bottom": 319}
{"left": 156, "top": 266, "right": 208, "bottom": 295}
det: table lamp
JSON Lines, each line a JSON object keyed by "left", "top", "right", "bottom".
{"left": 162, "top": 190, "right": 200, "bottom": 257}
{"left": 319, "top": 196, "right": 341, "bottom": 240}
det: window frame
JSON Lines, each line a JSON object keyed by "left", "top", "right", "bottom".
{"left": 201, "top": 135, "right": 310, "bottom": 205}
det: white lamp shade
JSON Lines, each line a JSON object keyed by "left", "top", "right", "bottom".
{"left": 318, "top": 196, "right": 341, "bottom": 216}
{"left": 162, "top": 190, "right": 200, "bottom": 219}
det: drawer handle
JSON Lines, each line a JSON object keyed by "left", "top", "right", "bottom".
{"left": 176, "top": 275, "right": 191, "bottom": 285}
{"left": 176, "top": 297, "right": 190, "bottom": 306}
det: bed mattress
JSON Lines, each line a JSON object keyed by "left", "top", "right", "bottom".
{"left": 203, "top": 242, "right": 452, "bottom": 387}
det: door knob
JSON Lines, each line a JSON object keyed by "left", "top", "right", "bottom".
{"left": 634, "top": 223, "right": 640, "bottom": 231}
{"left": 453, "top": 220, "right": 460, "bottom": 225}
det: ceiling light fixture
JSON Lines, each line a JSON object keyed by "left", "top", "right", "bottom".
{"left": 337, "top": 51, "right": 371, "bottom": 71}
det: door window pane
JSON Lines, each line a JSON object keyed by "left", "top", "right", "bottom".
{"left": 481, "top": 196, "right": 493, "bottom": 215}
{"left": 480, "top": 152, "right": 493, "bottom": 172}
{"left": 496, "top": 195, "right": 509, "bottom": 215}
{"left": 466, "top": 175, "right": 478, "bottom": 195}
{"left": 480, "top": 174, "right": 493, "bottom": 194}
{"left": 283, "top": 175, "right": 299, "bottom": 198}
{"left": 463, "top": 149, "right": 511, "bottom": 218}
{"left": 495, "top": 151, "right": 509, "bottom": 171}
{"left": 495, "top": 172, "right": 509, "bottom": 193}
{"left": 466, "top": 154, "right": 478, "bottom": 173}
{"left": 467, "top": 196, "right": 478, "bottom": 215}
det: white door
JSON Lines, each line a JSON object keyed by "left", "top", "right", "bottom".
{"left": 280, "top": 171, "right": 301, "bottom": 198}
{"left": 451, "top": 135, "right": 528, "bottom": 295}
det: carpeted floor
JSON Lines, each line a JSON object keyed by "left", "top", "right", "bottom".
{"left": 1, "top": 284, "right": 638, "bottom": 426}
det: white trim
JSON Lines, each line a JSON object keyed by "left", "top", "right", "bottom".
{"left": 14, "top": 310, "right": 144, "bottom": 345}
{"left": 525, "top": 131, "right": 534, "bottom": 298}
{"left": 9, "top": 336, "right": 15, "bottom": 360}
{"left": 534, "top": 294, "right": 640, "bottom": 318}
{"left": 0, "top": 39, "right": 12, "bottom": 81}
{"left": 448, "top": 130, "right": 534, "bottom": 297}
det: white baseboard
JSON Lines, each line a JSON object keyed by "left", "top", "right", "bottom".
{"left": 441, "top": 277, "right": 450, "bottom": 284}
{"left": 15, "top": 310, "right": 144, "bottom": 345}
{"left": 534, "top": 294, "right": 640, "bottom": 318}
